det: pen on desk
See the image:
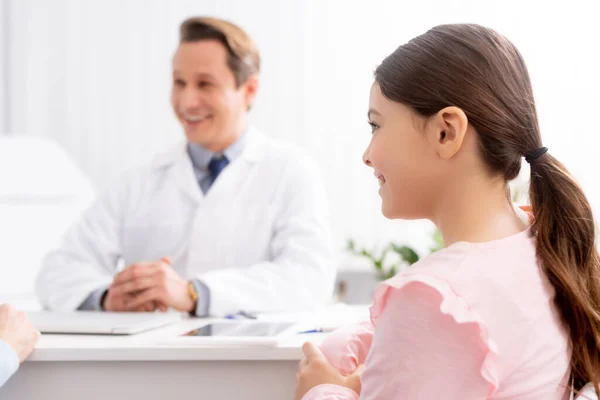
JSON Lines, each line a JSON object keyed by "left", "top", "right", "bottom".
{"left": 224, "top": 311, "right": 257, "bottom": 320}
{"left": 298, "top": 328, "right": 336, "bottom": 334}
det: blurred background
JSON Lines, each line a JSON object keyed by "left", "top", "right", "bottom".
{"left": 0, "top": 0, "right": 598, "bottom": 299}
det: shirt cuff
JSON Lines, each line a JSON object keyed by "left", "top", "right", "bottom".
{"left": 302, "top": 384, "right": 360, "bottom": 400}
{"left": 191, "top": 279, "right": 211, "bottom": 317}
{"left": 77, "top": 286, "right": 109, "bottom": 311}
{"left": 0, "top": 339, "right": 20, "bottom": 387}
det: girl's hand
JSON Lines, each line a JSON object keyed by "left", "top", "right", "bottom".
{"left": 294, "top": 342, "right": 364, "bottom": 400}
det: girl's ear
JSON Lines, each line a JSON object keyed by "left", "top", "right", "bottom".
{"left": 425, "top": 106, "right": 469, "bottom": 160}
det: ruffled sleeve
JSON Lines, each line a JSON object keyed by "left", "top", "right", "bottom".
{"left": 359, "top": 273, "right": 499, "bottom": 399}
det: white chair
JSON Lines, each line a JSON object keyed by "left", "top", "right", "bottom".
{"left": 0, "top": 136, "right": 94, "bottom": 297}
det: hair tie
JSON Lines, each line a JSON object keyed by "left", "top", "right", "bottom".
{"left": 525, "top": 147, "right": 548, "bottom": 164}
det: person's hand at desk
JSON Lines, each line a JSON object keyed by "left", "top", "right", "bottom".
{"left": 0, "top": 304, "right": 40, "bottom": 362}
{"left": 101, "top": 258, "right": 169, "bottom": 312}
{"left": 0, "top": 304, "right": 40, "bottom": 387}
{"left": 104, "top": 257, "right": 196, "bottom": 313}
{"left": 294, "top": 342, "right": 363, "bottom": 400}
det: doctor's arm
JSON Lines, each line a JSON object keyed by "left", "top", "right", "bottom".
{"left": 197, "top": 154, "right": 335, "bottom": 316}
{"left": 35, "top": 176, "right": 127, "bottom": 311}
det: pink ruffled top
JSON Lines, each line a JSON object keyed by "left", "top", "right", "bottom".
{"left": 304, "top": 225, "right": 571, "bottom": 399}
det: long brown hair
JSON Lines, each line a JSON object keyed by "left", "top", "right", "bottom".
{"left": 375, "top": 23, "right": 600, "bottom": 392}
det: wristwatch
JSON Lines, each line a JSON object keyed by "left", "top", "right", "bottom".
{"left": 187, "top": 281, "right": 199, "bottom": 315}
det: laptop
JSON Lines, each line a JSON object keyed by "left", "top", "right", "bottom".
{"left": 27, "top": 311, "right": 182, "bottom": 335}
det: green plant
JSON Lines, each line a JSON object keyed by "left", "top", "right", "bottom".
{"left": 347, "top": 239, "right": 419, "bottom": 281}
{"left": 430, "top": 228, "right": 444, "bottom": 253}
{"left": 348, "top": 228, "right": 444, "bottom": 280}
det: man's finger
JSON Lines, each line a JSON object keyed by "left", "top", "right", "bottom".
{"left": 110, "top": 276, "right": 159, "bottom": 296}
{"left": 112, "top": 263, "right": 163, "bottom": 285}
{"left": 124, "top": 288, "right": 165, "bottom": 310}
{"left": 114, "top": 262, "right": 154, "bottom": 279}
{"left": 302, "top": 342, "right": 326, "bottom": 363}
{"left": 157, "top": 303, "right": 168, "bottom": 312}
{"left": 135, "top": 301, "right": 156, "bottom": 312}
{"left": 143, "top": 300, "right": 157, "bottom": 312}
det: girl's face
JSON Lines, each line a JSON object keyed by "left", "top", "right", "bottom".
{"left": 363, "top": 82, "right": 454, "bottom": 220}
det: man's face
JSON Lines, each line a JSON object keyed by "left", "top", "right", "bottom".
{"left": 171, "top": 40, "right": 257, "bottom": 150}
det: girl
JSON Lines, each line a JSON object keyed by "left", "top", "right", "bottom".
{"left": 294, "top": 24, "right": 600, "bottom": 399}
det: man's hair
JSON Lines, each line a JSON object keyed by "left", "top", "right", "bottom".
{"left": 180, "top": 17, "right": 260, "bottom": 87}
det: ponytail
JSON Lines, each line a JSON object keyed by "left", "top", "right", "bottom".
{"left": 529, "top": 152, "right": 600, "bottom": 391}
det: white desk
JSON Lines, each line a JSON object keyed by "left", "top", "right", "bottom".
{"left": 0, "top": 304, "right": 369, "bottom": 400}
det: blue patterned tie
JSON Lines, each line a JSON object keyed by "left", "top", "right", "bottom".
{"left": 208, "top": 155, "right": 229, "bottom": 187}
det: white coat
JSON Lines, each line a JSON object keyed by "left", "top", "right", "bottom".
{"left": 35, "top": 128, "right": 335, "bottom": 316}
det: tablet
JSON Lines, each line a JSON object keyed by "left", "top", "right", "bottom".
{"left": 162, "top": 320, "right": 299, "bottom": 346}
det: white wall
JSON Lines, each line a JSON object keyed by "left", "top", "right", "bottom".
{"left": 5, "top": 0, "right": 600, "bottom": 260}
{"left": 0, "top": 137, "right": 95, "bottom": 294}
{"left": 0, "top": 0, "right": 6, "bottom": 134}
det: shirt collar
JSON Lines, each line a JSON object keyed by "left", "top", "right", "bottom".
{"left": 187, "top": 130, "right": 249, "bottom": 170}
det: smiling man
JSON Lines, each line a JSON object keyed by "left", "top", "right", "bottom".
{"left": 36, "top": 17, "right": 334, "bottom": 317}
